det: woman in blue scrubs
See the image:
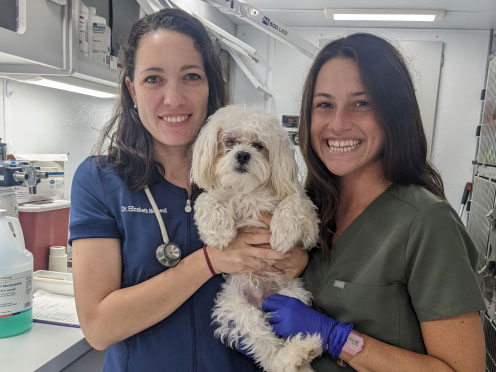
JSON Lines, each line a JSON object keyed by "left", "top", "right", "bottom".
{"left": 69, "top": 8, "right": 307, "bottom": 372}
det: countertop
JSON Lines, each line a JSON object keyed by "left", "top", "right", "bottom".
{"left": 0, "top": 322, "right": 92, "bottom": 372}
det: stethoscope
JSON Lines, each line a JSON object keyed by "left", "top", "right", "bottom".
{"left": 144, "top": 186, "right": 182, "bottom": 267}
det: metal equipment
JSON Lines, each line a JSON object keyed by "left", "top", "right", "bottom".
{"left": 467, "top": 56, "right": 496, "bottom": 371}
{"left": 0, "top": 161, "right": 47, "bottom": 188}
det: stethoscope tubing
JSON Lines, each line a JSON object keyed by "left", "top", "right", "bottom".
{"left": 144, "top": 186, "right": 170, "bottom": 244}
{"left": 144, "top": 185, "right": 181, "bottom": 267}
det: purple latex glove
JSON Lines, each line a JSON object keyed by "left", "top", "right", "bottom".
{"left": 262, "top": 294, "right": 353, "bottom": 359}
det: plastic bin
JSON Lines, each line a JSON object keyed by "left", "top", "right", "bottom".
{"left": 18, "top": 200, "right": 70, "bottom": 271}
{"left": 33, "top": 270, "right": 74, "bottom": 296}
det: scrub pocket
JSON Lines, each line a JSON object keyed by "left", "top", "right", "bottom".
{"left": 317, "top": 280, "right": 402, "bottom": 346}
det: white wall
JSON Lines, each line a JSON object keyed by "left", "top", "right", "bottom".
{"left": 230, "top": 26, "right": 491, "bottom": 209}
{"left": 0, "top": 78, "right": 115, "bottom": 199}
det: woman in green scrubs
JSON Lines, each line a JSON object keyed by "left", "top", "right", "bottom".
{"left": 262, "top": 33, "right": 486, "bottom": 372}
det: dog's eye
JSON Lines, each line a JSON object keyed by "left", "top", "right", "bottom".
{"left": 223, "top": 139, "right": 237, "bottom": 149}
{"left": 251, "top": 142, "right": 264, "bottom": 151}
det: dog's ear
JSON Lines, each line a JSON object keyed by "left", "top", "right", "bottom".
{"left": 190, "top": 116, "right": 220, "bottom": 190}
{"left": 266, "top": 117, "right": 300, "bottom": 199}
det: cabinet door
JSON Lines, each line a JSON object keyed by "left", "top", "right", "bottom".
{"left": 0, "top": 1, "right": 68, "bottom": 71}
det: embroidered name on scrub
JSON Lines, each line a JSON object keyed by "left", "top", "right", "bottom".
{"left": 334, "top": 280, "right": 345, "bottom": 289}
{"left": 121, "top": 205, "right": 168, "bottom": 214}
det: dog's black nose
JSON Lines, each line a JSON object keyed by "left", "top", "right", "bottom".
{"left": 235, "top": 151, "right": 251, "bottom": 165}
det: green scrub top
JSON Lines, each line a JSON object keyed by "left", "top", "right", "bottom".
{"left": 303, "top": 184, "right": 484, "bottom": 371}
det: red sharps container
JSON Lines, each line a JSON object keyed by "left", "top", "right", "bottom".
{"left": 18, "top": 200, "right": 70, "bottom": 271}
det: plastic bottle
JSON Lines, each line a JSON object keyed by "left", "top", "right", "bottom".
{"left": 79, "top": 1, "right": 89, "bottom": 57}
{"left": 0, "top": 138, "right": 7, "bottom": 160}
{"left": 48, "top": 246, "right": 67, "bottom": 273}
{"left": 87, "top": 7, "right": 111, "bottom": 63}
{"left": 0, "top": 209, "right": 33, "bottom": 338}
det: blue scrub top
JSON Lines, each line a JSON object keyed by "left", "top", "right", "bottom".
{"left": 69, "top": 157, "right": 260, "bottom": 372}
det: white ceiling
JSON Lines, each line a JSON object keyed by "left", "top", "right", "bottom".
{"left": 227, "top": 0, "right": 496, "bottom": 30}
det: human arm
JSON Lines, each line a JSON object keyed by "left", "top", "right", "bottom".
{"left": 73, "top": 228, "right": 277, "bottom": 350}
{"left": 262, "top": 294, "right": 485, "bottom": 372}
{"left": 72, "top": 237, "right": 215, "bottom": 350}
{"left": 346, "top": 312, "right": 485, "bottom": 372}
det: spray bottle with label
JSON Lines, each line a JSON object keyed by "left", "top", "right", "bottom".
{"left": 0, "top": 209, "right": 33, "bottom": 338}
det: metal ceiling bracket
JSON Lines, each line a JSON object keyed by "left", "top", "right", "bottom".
{"left": 224, "top": 45, "right": 272, "bottom": 97}
{"left": 156, "top": 0, "right": 266, "bottom": 65}
{"left": 201, "top": 0, "right": 321, "bottom": 58}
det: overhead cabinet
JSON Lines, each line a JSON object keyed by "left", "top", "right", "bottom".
{"left": 0, "top": 0, "right": 136, "bottom": 90}
{"left": 0, "top": 0, "right": 68, "bottom": 72}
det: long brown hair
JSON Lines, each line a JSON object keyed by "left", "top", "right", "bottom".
{"left": 298, "top": 33, "right": 444, "bottom": 253}
{"left": 94, "top": 8, "right": 227, "bottom": 191}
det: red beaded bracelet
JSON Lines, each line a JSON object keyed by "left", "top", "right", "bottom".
{"left": 202, "top": 245, "right": 216, "bottom": 276}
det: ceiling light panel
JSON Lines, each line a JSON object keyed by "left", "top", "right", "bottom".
{"left": 324, "top": 9, "right": 446, "bottom": 22}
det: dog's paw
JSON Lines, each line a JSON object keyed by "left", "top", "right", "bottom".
{"left": 195, "top": 194, "right": 238, "bottom": 249}
{"left": 269, "top": 220, "right": 300, "bottom": 253}
{"left": 203, "top": 230, "right": 236, "bottom": 250}
{"left": 269, "top": 193, "right": 319, "bottom": 252}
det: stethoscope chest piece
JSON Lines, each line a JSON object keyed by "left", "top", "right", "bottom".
{"left": 144, "top": 185, "right": 183, "bottom": 268}
{"left": 156, "top": 242, "right": 181, "bottom": 267}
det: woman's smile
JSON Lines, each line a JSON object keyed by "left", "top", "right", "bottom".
{"left": 326, "top": 138, "right": 363, "bottom": 153}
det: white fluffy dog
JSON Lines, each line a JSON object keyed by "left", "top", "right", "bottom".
{"left": 191, "top": 105, "right": 321, "bottom": 372}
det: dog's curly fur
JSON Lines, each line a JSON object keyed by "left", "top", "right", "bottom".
{"left": 191, "top": 105, "right": 321, "bottom": 372}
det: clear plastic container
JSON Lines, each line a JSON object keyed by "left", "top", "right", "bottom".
{"left": 33, "top": 270, "right": 73, "bottom": 296}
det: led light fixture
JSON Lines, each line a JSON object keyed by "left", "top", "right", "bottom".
{"left": 26, "top": 78, "right": 116, "bottom": 98}
{"left": 325, "top": 9, "right": 446, "bottom": 22}
{"left": 2, "top": 75, "right": 117, "bottom": 98}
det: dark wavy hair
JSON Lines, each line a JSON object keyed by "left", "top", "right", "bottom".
{"left": 94, "top": 8, "right": 227, "bottom": 191}
{"left": 298, "top": 33, "right": 445, "bottom": 254}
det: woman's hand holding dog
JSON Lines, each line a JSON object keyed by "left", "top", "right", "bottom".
{"left": 264, "top": 246, "right": 308, "bottom": 279}
{"left": 205, "top": 229, "right": 281, "bottom": 275}
{"left": 205, "top": 224, "right": 309, "bottom": 278}
{"left": 256, "top": 214, "right": 309, "bottom": 279}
